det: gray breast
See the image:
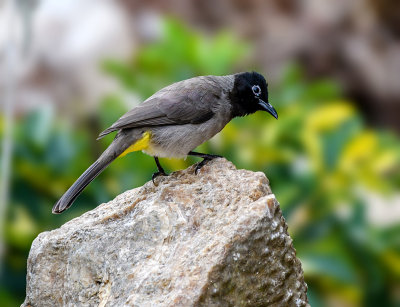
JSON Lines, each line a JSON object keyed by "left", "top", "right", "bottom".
{"left": 145, "top": 92, "right": 234, "bottom": 158}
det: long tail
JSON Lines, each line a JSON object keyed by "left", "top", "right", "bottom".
{"left": 52, "top": 132, "right": 136, "bottom": 214}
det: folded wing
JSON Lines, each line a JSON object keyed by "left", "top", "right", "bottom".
{"left": 98, "top": 79, "right": 222, "bottom": 139}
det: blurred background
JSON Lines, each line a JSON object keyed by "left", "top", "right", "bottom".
{"left": 1, "top": 0, "right": 400, "bottom": 306}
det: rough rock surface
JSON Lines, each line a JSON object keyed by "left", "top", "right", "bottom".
{"left": 22, "top": 159, "right": 309, "bottom": 307}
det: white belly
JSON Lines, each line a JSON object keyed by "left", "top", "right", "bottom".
{"left": 143, "top": 118, "right": 228, "bottom": 158}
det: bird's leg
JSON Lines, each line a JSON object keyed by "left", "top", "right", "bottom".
{"left": 152, "top": 157, "right": 168, "bottom": 184}
{"left": 187, "top": 151, "right": 222, "bottom": 174}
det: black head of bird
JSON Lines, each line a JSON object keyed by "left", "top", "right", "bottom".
{"left": 52, "top": 71, "right": 278, "bottom": 214}
{"left": 230, "top": 71, "right": 278, "bottom": 119}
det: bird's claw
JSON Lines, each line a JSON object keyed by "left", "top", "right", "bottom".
{"left": 152, "top": 171, "right": 168, "bottom": 185}
{"left": 195, "top": 161, "right": 207, "bottom": 175}
{"left": 194, "top": 156, "right": 221, "bottom": 175}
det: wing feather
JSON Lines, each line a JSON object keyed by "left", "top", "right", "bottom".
{"left": 98, "top": 77, "right": 223, "bottom": 139}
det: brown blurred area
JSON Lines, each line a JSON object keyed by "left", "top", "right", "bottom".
{"left": 3, "top": 0, "right": 399, "bottom": 131}
{"left": 125, "top": 0, "right": 400, "bottom": 132}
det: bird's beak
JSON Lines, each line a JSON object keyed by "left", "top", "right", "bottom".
{"left": 258, "top": 99, "right": 278, "bottom": 119}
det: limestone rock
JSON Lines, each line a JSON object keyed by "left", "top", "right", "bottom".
{"left": 22, "top": 158, "right": 309, "bottom": 306}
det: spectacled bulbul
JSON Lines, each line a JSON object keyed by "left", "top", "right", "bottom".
{"left": 52, "top": 72, "right": 278, "bottom": 214}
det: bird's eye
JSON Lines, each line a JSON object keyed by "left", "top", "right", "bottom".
{"left": 252, "top": 85, "right": 261, "bottom": 96}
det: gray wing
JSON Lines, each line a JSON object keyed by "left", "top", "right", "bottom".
{"left": 98, "top": 77, "right": 223, "bottom": 139}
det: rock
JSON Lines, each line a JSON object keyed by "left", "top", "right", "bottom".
{"left": 22, "top": 158, "right": 309, "bottom": 307}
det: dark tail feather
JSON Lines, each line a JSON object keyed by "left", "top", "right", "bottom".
{"left": 53, "top": 130, "right": 140, "bottom": 214}
{"left": 52, "top": 157, "right": 113, "bottom": 214}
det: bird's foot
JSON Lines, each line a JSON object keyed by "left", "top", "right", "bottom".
{"left": 152, "top": 170, "right": 168, "bottom": 185}
{"left": 187, "top": 151, "right": 222, "bottom": 175}
{"left": 194, "top": 154, "right": 222, "bottom": 175}
{"left": 152, "top": 157, "right": 168, "bottom": 185}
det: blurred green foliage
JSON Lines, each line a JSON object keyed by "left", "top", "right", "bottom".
{"left": 1, "top": 19, "right": 400, "bottom": 306}
{"left": 102, "top": 19, "right": 250, "bottom": 97}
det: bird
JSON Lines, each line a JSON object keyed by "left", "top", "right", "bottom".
{"left": 52, "top": 72, "right": 278, "bottom": 214}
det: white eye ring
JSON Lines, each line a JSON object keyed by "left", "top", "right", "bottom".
{"left": 252, "top": 85, "right": 261, "bottom": 96}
